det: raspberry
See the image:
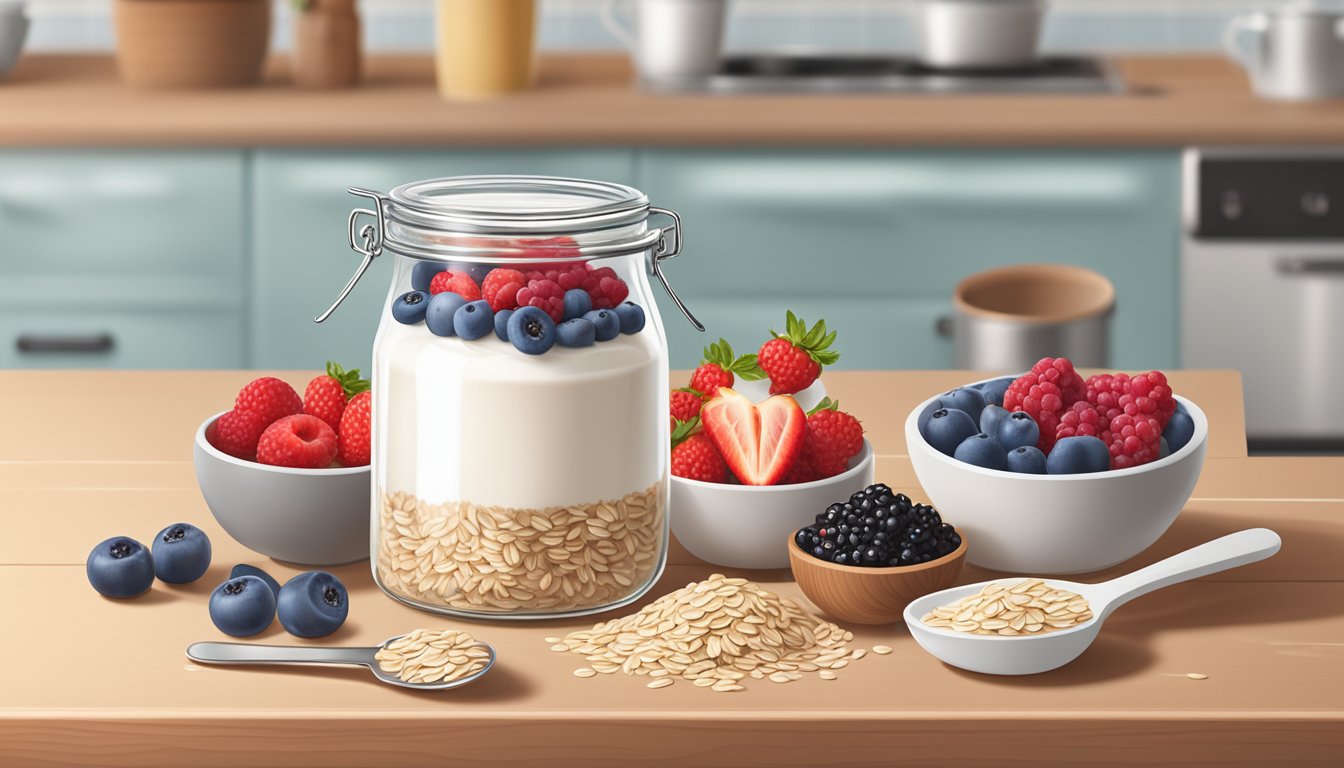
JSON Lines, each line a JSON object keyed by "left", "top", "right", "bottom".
{"left": 481, "top": 268, "right": 527, "bottom": 312}
{"left": 429, "top": 270, "right": 482, "bottom": 301}
{"left": 670, "top": 389, "right": 705, "bottom": 424}
{"left": 515, "top": 278, "right": 565, "bottom": 322}
{"left": 235, "top": 377, "right": 303, "bottom": 425}
{"left": 689, "top": 364, "right": 732, "bottom": 396}
{"left": 1003, "top": 357, "right": 1088, "bottom": 452}
{"left": 302, "top": 361, "right": 369, "bottom": 432}
{"left": 210, "top": 409, "right": 271, "bottom": 461}
{"left": 1106, "top": 413, "right": 1163, "bottom": 470}
{"left": 517, "top": 236, "right": 583, "bottom": 272}
{"left": 779, "top": 451, "right": 819, "bottom": 485}
{"left": 256, "top": 414, "right": 338, "bottom": 469}
{"left": 670, "top": 419, "right": 727, "bottom": 483}
{"left": 802, "top": 399, "right": 864, "bottom": 478}
{"left": 337, "top": 390, "right": 372, "bottom": 467}
{"left": 581, "top": 266, "right": 630, "bottom": 309}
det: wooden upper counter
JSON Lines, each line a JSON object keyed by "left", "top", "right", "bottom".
{"left": 3, "top": 54, "right": 1344, "bottom": 147}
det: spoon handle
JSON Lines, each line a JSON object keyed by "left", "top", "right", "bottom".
{"left": 187, "top": 642, "right": 376, "bottom": 669}
{"left": 1093, "top": 528, "right": 1281, "bottom": 616}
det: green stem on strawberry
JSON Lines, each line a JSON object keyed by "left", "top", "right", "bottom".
{"left": 325, "top": 361, "right": 371, "bottom": 399}
{"left": 671, "top": 416, "right": 702, "bottom": 450}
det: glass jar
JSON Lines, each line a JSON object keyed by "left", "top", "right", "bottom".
{"left": 318, "top": 176, "right": 700, "bottom": 619}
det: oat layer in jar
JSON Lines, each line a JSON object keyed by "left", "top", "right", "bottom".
{"left": 319, "top": 176, "right": 701, "bottom": 619}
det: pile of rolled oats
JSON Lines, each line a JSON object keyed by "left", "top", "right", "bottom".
{"left": 376, "top": 483, "right": 663, "bottom": 614}
{"left": 550, "top": 573, "right": 865, "bottom": 692}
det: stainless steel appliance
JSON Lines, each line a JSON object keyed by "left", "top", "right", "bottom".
{"left": 680, "top": 53, "right": 1122, "bottom": 94}
{"left": 1182, "top": 149, "right": 1344, "bottom": 451}
{"left": 1225, "top": 3, "right": 1344, "bottom": 101}
{"left": 915, "top": 0, "right": 1045, "bottom": 70}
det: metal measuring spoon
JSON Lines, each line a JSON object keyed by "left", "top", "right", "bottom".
{"left": 186, "top": 634, "right": 496, "bottom": 690}
{"left": 903, "top": 528, "right": 1281, "bottom": 675}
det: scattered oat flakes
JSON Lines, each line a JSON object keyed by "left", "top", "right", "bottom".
{"left": 573, "top": 668, "right": 596, "bottom": 678}
{"left": 871, "top": 645, "right": 893, "bottom": 655}
{"left": 1187, "top": 673, "right": 1208, "bottom": 680}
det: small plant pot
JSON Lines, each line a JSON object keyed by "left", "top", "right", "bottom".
{"left": 114, "top": 0, "right": 271, "bottom": 89}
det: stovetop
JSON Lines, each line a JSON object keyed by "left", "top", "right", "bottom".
{"left": 648, "top": 54, "right": 1124, "bottom": 95}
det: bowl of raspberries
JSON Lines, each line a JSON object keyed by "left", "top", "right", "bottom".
{"left": 669, "top": 313, "right": 874, "bottom": 570}
{"left": 905, "top": 357, "right": 1208, "bottom": 574}
{"left": 193, "top": 363, "right": 372, "bottom": 566}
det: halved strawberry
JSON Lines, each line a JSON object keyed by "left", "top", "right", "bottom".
{"left": 700, "top": 387, "right": 806, "bottom": 486}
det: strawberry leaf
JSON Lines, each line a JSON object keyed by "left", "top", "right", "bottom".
{"left": 677, "top": 386, "right": 706, "bottom": 398}
{"left": 734, "top": 353, "right": 767, "bottom": 381}
{"left": 807, "top": 397, "right": 840, "bottom": 416}
{"left": 326, "top": 361, "right": 371, "bottom": 398}
{"left": 671, "top": 416, "right": 701, "bottom": 449}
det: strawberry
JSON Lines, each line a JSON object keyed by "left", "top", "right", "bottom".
{"left": 779, "top": 451, "right": 819, "bottom": 485}
{"left": 754, "top": 311, "right": 840, "bottom": 396}
{"left": 670, "top": 418, "right": 728, "bottom": 483}
{"left": 303, "top": 361, "right": 370, "bottom": 432}
{"left": 670, "top": 388, "right": 706, "bottom": 425}
{"left": 235, "top": 377, "right": 303, "bottom": 425}
{"left": 210, "top": 408, "right": 271, "bottom": 461}
{"left": 256, "top": 414, "right": 339, "bottom": 469}
{"left": 700, "top": 387, "right": 806, "bottom": 486}
{"left": 482, "top": 268, "right": 527, "bottom": 312}
{"left": 337, "top": 390, "right": 372, "bottom": 467}
{"left": 689, "top": 338, "right": 761, "bottom": 395}
{"left": 803, "top": 398, "right": 864, "bottom": 478}
{"left": 429, "top": 270, "right": 482, "bottom": 301}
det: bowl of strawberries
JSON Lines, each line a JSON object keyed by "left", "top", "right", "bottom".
{"left": 670, "top": 313, "right": 873, "bottom": 570}
{"left": 905, "top": 357, "right": 1208, "bottom": 574}
{"left": 193, "top": 363, "right": 372, "bottom": 566}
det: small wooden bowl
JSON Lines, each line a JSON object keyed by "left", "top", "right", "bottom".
{"left": 787, "top": 528, "right": 968, "bottom": 625}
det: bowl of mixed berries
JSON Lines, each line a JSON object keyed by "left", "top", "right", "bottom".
{"left": 905, "top": 357, "right": 1208, "bottom": 574}
{"left": 669, "top": 313, "right": 874, "bottom": 570}
{"left": 194, "top": 363, "right": 372, "bottom": 566}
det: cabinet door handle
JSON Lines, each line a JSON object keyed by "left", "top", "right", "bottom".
{"left": 16, "top": 333, "right": 115, "bottom": 354}
{"left": 1277, "top": 255, "right": 1344, "bottom": 275}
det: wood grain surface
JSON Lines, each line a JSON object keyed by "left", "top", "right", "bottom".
{"left": 0, "top": 370, "right": 1341, "bottom": 767}
{"left": 2, "top": 55, "right": 1344, "bottom": 147}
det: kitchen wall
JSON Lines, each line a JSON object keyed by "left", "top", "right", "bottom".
{"left": 26, "top": 0, "right": 1262, "bottom": 54}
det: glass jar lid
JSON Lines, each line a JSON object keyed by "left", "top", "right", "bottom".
{"left": 385, "top": 176, "right": 652, "bottom": 236}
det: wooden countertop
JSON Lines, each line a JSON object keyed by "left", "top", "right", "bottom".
{"left": 3, "top": 54, "right": 1344, "bottom": 147}
{"left": 2, "top": 370, "right": 1342, "bottom": 767}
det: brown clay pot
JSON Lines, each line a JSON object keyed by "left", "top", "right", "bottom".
{"left": 292, "top": 0, "right": 361, "bottom": 89}
{"left": 114, "top": 0, "right": 271, "bottom": 89}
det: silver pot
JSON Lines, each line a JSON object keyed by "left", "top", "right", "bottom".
{"left": 915, "top": 0, "right": 1045, "bottom": 70}
{"left": 952, "top": 264, "right": 1114, "bottom": 371}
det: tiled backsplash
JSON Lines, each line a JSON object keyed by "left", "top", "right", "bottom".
{"left": 27, "top": 0, "right": 1258, "bottom": 53}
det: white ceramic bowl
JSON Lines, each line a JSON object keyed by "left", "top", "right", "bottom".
{"left": 671, "top": 439, "right": 875, "bottom": 570}
{"left": 193, "top": 412, "right": 371, "bottom": 566}
{"left": 905, "top": 383, "right": 1208, "bottom": 574}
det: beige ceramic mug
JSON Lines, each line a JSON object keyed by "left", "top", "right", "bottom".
{"left": 435, "top": 0, "right": 537, "bottom": 99}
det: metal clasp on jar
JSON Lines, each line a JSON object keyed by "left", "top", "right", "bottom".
{"left": 316, "top": 188, "right": 703, "bottom": 332}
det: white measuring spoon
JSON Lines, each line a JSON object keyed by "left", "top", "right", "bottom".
{"left": 903, "top": 528, "right": 1281, "bottom": 675}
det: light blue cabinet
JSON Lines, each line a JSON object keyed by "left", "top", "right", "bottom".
{"left": 249, "top": 150, "right": 636, "bottom": 371}
{"left": 637, "top": 150, "right": 1181, "bottom": 370}
{"left": 0, "top": 151, "right": 247, "bottom": 368}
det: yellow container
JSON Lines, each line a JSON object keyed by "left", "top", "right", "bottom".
{"left": 435, "top": 0, "right": 537, "bottom": 100}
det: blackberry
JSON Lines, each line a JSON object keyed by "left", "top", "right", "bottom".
{"left": 796, "top": 483, "right": 961, "bottom": 568}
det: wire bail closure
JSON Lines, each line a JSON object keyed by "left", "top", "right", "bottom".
{"left": 316, "top": 186, "right": 702, "bottom": 332}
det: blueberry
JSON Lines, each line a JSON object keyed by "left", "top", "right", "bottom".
{"left": 209, "top": 576, "right": 276, "bottom": 637}
{"left": 976, "top": 376, "right": 1015, "bottom": 407}
{"left": 1006, "top": 445, "right": 1047, "bottom": 474}
{"left": 151, "top": 523, "right": 211, "bottom": 584}
{"left": 410, "top": 262, "right": 443, "bottom": 292}
{"left": 1163, "top": 409, "right": 1196, "bottom": 454}
{"left": 936, "top": 388, "right": 986, "bottom": 420}
{"left": 1047, "top": 436, "right": 1111, "bottom": 474}
{"left": 996, "top": 411, "right": 1040, "bottom": 452}
{"left": 583, "top": 309, "right": 620, "bottom": 342}
{"left": 277, "top": 571, "right": 349, "bottom": 638}
{"left": 614, "top": 301, "right": 646, "bottom": 334}
{"left": 453, "top": 300, "right": 494, "bottom": 340}
{"left": 391, "top": 291, "right": 430, "bottom": 325}
{"left": 923, "top": 407, "right": 979, "bottom": 456}
{"left": 230, "top": 564, "right": 281, "bottom": 600}
{"left": 562, "top": 289, "right": 592, "bottom": 321}
{"left": 953, "top": 433, "right": 1008, "bottom": 471}
{"left": 494, "top": 308, "right": 515, "bottom": 342}
{"left": 557, "top": 318, "right": 596, "bottom": 348}
{"left": 86, "top": 536, "right": 155, "bottom": 598}
{"left": 508, "top": 306, "right": 557, "bottom": 354}
{"left": 425, "top": 291, "right": 467, "bottom": 337}
{"left": 979, "top": 404, "right": 1010, "bottom": 441}
{"left": 917, "top": 399, "right": 943, "bottom": 438}
{"left": 1158, "top": 436, "right": 1171, "bottom": 460}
